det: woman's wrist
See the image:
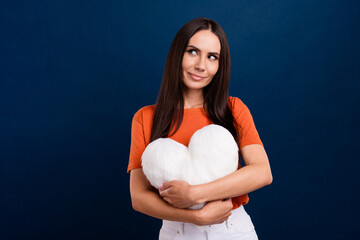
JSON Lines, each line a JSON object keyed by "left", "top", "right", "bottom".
{"left": 191, "top": 184, "right": 208, "bottom": 205}
{"left": 189, "top": 208, "right": 205, "bottom": 226}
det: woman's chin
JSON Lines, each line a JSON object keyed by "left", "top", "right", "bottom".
{"left": 183, "top": 80, "right": 211, "bottom": 92}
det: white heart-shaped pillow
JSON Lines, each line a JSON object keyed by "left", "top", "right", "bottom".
{"left": 141, "top": 124, "right": 239, "bottom": 209}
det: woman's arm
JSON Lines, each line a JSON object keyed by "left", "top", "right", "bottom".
{"left": 130, "top": 168, "right": 233, "bottom": 225}
{"left": 159, "top": 144, "right": 272, "bottom": 208}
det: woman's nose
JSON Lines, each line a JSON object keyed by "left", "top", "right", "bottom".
{"left": 194, "top": 56, "right": 206, "bottom": 71}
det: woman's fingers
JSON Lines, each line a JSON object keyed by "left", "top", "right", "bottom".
{"left": 196, "top": 199, "right": 233, "bottom": 225}
{"left": 158, "top": 181, "right": 196, "bottom": 208}
{"left": 220, "top": 198, "right": 233, "bottom": 211}
{"left": 213, "top": 210, "right": 232, "bottom": 224}
{"left": 158, "top": 181, "right": 173, "bottom": 191}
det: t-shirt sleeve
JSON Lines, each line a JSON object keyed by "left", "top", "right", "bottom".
{"left": 230, "top": 97, "right": 263, "bottom": 148}
{"left": 127, "top": 109, "right": 146, "bottom": 173}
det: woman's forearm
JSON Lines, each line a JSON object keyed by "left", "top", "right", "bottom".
{"left": 192, "top": 144, "right": 273, "bottom": 203}
{"left": 132, "top": 187, "right": 200, "bottom": 224}
{"left": 130, "top": 168, "right": 200, "bottom": 224}
{"left": 197, "top": 145, "right": 272, "bottom": 203}
{"left": 159, "top": 144, "right": 272, "bottom": 207}
{"left": 130, "top": 168, "right": 234, "bottom": 226}
{"left": 194, "top": 163, "right": 272, "bottom": 203}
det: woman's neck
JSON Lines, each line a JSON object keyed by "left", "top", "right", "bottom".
{"left": 183, "top": 89, "right": 204, "bottom": 109}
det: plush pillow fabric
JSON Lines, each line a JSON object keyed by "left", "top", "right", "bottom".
{"left": 141, "top": 124, "right": 239, "bottom": 209}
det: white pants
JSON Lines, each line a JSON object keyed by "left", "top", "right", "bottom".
{"left": 159, "top": 205, "right": 258, "bottom": 240}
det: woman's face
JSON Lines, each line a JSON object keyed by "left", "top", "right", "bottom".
{"left": 182, "top": 30, "right": 221, "bottom": 93}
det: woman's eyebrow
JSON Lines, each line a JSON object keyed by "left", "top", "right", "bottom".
{"left": 187, "top": 45, "right": 220, "bottom": 56}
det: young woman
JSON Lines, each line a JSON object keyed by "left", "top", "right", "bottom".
{"left": 128, "top": 17, "right": 272, "bottom": 239}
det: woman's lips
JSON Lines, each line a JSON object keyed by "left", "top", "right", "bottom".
{"left": 188, "top": 72, "right": 206, "bottom": 81}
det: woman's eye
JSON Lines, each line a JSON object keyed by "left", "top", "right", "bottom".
{"left": 188, "top": 49, "right": 197, "bottom": 55}
{"left": 209, "top": 55, "right": 218, "bottom": 60}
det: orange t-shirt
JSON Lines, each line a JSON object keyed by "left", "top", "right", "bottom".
{"left": 127, "top": 96, "right": 263, "bottom": 209}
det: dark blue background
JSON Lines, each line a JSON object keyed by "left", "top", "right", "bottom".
{"left": 1, "top": 0, "right": 359, "bottom": 239}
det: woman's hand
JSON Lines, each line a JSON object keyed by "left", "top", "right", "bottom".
{"left": 194, "top": 198, "right": 233, "bottom": 226}
{"left": 159, "top": 180, "right": 202, "bottom": 208}
{"left": 158, "top": 180, "right": 233, "bottom": 225}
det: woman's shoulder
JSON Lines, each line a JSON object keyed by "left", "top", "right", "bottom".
{"left": 136, "top": 104, "right": 156, "bottom": 114}
{"left": 132, "top": 104, "right": 156, "bottom": 123}
{"left": 228, "top": 96, "right": 247, "bottom": 111}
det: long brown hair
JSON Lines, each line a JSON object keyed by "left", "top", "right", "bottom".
{"left": 150, "top": 17, "right": 241, "bottom": 145}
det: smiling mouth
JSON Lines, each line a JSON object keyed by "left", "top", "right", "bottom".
{"left": 188, "top": 73, "right": 206, "bottom": 81}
